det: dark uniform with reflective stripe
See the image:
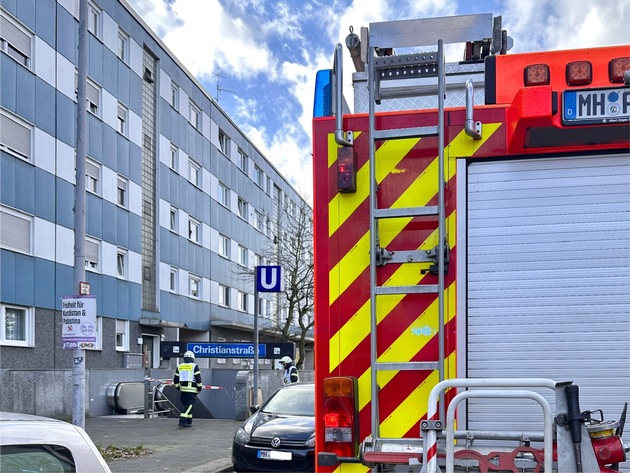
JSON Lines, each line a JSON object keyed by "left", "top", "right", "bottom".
{"left": 173, "top": 359, "right": 202, "bottom": 427}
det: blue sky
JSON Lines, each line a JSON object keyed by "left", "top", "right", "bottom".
{"left": 125, "top": 0, "right": 630, "bottom": 202}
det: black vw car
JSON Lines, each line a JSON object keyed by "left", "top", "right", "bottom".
{"left": 232, "top": 383, "right": 315, "bottom": 472}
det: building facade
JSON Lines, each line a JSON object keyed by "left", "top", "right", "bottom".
{"left": 0, "top": 0, "right": 312, "bottom": 373}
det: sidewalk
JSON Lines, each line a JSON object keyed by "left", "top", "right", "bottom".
{"left": 85, "top": 415, "right": 241, "bottom": 473}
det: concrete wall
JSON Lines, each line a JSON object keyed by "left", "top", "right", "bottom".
{"left": 0, "top": 368, "right": 313, "bottom": 421}
{"left": 234, "top": 369, "right": 315, "bottom": 420}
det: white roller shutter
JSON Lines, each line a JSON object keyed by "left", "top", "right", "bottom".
{"left": 466, "top": 154, "right": 630, "bottom": 458}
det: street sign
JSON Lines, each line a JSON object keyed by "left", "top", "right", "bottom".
{"left": 61, "top": 295, "right": 97, "bottom": 349}
{"left": 256, "top": 265, "right": 284, "bottom": 292}
{"left": 187, "top": 342, "right": 266, "bottom": 358}
{"left": 160, "top": 341, "right": 295, "bottom": 359}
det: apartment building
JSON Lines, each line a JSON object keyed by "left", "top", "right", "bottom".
{"left": 0, "top": 0, "right": 311, "bottom": 373}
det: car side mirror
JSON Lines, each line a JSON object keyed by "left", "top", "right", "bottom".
{"left": 249, "top": 405, "right": 259, "bottom": 414}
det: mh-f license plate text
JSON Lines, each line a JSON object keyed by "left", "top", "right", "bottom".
{"left": 563, "top": 87, "right": 630, "bottom": 125}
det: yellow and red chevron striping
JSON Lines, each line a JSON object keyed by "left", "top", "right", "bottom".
{"left": 313, "top": 111, "right": 505, "bottom": 472}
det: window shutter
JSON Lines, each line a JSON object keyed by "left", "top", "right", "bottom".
{"left": 0, "top": 210, "right": 31, "bottom": 253}
{"left": 1, "top": 15, "right": 31, "bottom": 57}
{"left": 0, "top": 114, "right": 31, "bottom": 158}
{"left": 87, "top": 82, "right": 99, "bottom": 106}
{"left": 86, "top": 161, "right": 100, "bottom": 178}
{"left": 85, "top": 239, "right": 99, "bottom": 263}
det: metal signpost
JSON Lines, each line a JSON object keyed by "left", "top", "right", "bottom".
{"left": 254, "top": 266, "right": 284, "bottom": 405}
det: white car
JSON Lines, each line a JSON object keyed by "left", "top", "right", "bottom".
{"left": 0, "top": 411, "right": 112, "bottom": 472}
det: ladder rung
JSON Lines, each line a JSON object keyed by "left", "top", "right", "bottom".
{"left": 375, "top": 285, "right": 438, "bottom": 295}
{"left": 373, "top": 126, "right": 438, "bottom": 140}
{"left": 374, "top": 206, "right": 438, "bottom": 219}
{"left": 376, "top": 361, "right": 439, "bottom": 371}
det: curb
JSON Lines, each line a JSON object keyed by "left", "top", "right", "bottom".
{"left": 185, "top": 457, "right": 233, "bottom": 472}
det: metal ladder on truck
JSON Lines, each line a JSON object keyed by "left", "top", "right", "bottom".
{"left": 362, "top": 14, "right": 502, "bottom": 457}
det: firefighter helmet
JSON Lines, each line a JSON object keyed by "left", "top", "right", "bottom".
{"left": 183, "top": 350, "right": 195, "bottom": 360}
{"left": 280, "top": 356, "right": 292, "bottom": 365}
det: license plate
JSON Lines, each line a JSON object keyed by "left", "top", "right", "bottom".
{"left": 257, "top": 450, "right": 292, "bottom": 461}
{"left": 563, "top": 87, "right": 630, "bottom": 125}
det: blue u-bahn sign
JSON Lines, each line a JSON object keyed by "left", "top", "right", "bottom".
{"left": 256, "top": 265, "right": 284, "bottom": 292}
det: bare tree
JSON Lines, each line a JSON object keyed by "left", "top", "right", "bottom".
{"left": 274, "top": 200, "right": 314, "bottom": 369}
{"left": 235, "top": 200, "right": 314, "bottom": 369}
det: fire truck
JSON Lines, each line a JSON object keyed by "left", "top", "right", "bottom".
{"left": 311, "top": 13, "right": 630, "bottom": 473}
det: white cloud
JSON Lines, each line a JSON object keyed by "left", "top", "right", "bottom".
{"left": 126, "top": 0, "right": 630, "bottom": 205}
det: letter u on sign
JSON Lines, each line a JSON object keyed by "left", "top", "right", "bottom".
{"left": 256, "top": 266, "right": 284, "bottom": 292}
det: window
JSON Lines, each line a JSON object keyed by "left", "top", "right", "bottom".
{"left": 0, "top": 12, "right": 32, "bottom": 68}
{"left": 86, "top": 80, "right": 100, "bottom": 116}
{"left": 116, "top": 248, "right": 127, "bottom": 278}
{"left": 255, "top": 165, "right": 265, "bottom": 188}
{"left": 1, "top": 304, "right": 33, "bottom": 346}
{"left": 189, "top": 275, "right": 200, "bottom": 298}
{"left": 117, "top": 176, "right": 128, "bottom": 207}
{"left": 170, "top": 144, "right": 178, "bottom": 171}
{"left": 85, "top": 237, "right": 100, "bottom": 271}
{"left": 219, "top": 285, "right": 230, "bottom": 307}
{"left": 255, "top": 210, "right": 264, "bottom": 232}
{"left": 117, "top": 103, "right": 127, "bottom": 135}
{"left": 237, "top": 198, "right": 248, "bottom": 220}
{"left": 189, "top": 158, "right": 200, "bottom": 187}
{"left": 254, "top": 253, "right": 262, "bottom": 267}
{"left": 0, "top": 111, "right": 32, "bottom": 160}
{"left": 117, "top": 29, "right": 128, "bottom": 62}
{"left": 170, "top": 267, "right": 178, "bottom": 292}
{"left": 238, "top": 149, "right": 248, "bottom": 174}
{"left": 238, "top": 291, "right": 248, "bottom": 312}
{"left": 219, "top": 130, "right": 229, "bottom": 156}
{"left": 188, "top": 218, "right": 200, "bottom": 243}
{"left": 170, "top": 81, "right": 179, "bottom": 109}
{"left": 169, "top": 206, "right": 178, "bottom": 232}
{"left": 218, "top": 182, "right": 229, "bottom": 207}
{"left": 88, "top": 2, "right": 101, "bottom": 38}
{"left": 0, "top": 206, "right": 32, "bottom": 254}
{"left": 189, "top": 101, "right": 201, "bottom": 129}
{"left": 238, "top": 245, "right": 248, "bottom": 267}
{"left": 115, "top": 319, "right": 129, "bottom": 351}
{"left": 216, "top": 337, "right": 227, "bottom": 364}
{"left": 219, "top": 234, "right": 230, "bottom": 258}
{"left": 86, "top": 159, "right": 100, "bottom": 194}
{"left": 258, "top": 297, "right": 264, "bottom": 317}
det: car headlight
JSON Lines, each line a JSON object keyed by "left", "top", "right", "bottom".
{"left": 305, "top": 434, "right": 315, "bottom": 448}
{"left": 234, "top": 427, "right": 250, "bottom": 444}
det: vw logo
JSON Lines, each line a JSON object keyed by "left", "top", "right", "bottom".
{"left": 270, "top": 437, "right": 281, "bottom": 448}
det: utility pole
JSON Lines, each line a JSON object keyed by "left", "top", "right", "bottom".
{"left": 213, "top": 72, "right": 236, "bottom": 103}
{"left": 73, "top": 0, "right": 88, "bottom": 429}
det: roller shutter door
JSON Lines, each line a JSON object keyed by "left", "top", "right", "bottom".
{"left": 466, "top": 154, "right": 630, "bottom": 457}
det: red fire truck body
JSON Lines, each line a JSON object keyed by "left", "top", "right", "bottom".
{"left": 312, "top": 13, "right": 629, "bottom": 473}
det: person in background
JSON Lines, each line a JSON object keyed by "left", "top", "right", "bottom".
{"left": 280, "top": 356, "right": 299, "bottom": 384}
{"left": 173, "top": 350, "right": 202, "bottom": 428}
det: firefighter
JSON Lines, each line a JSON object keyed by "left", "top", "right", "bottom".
{"left": 280, "top": 356, "right": 299, "bottom": 384}
{"left": 173, "top": 350, "right": 202, "bottom": 428}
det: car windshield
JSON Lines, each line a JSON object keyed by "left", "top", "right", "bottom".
{"left": 261, "top": 387, "right": 314, "bottom": 416}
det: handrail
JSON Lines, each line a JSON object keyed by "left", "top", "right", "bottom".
{"left": 424, "top": 378, "right": 557, "bottom": 473}
{"left": 334, "top": 43, "right": 353, "bottom": 146}
{"left": 445, "top": 390, "right": 553, "bottom": 473}
{"left": 465, "top": 79, "right": 482, "bottom": 139}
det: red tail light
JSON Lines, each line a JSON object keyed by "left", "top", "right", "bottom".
{"left": 323, "top": 377, "right": 359, "bottom": 457}
{"left": 337, "top": 147, "right": 357, "bottom": 193}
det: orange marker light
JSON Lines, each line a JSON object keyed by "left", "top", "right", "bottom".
{"left": 524, "top": 64, "right": 550, "bottom": 86}
{"left": 609, "top": 57, "right": 630, "bottom": 83}
{"left": 566, "top": 61, "right": 592, "bottom": 86}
